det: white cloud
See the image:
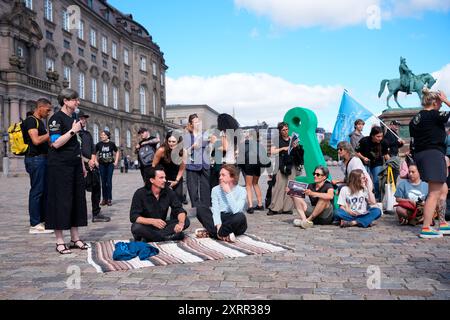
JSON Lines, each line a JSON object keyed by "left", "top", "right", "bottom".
{"left": 432, "top": 63, "right": 450, "bottom": 92}
{"left": 234, "top": 0, "right": 450, "bottom": 29}
{"left": 249, "top": 27, "right": 259, "bottom": 38}
{"left": 166, "top": 73, "right": 344, "bottom": 129}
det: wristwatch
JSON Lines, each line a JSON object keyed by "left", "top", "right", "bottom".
{"left": 69, "top": 130, "right": 75, "bottom": 136}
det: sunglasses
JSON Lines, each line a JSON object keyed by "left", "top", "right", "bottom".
{"left": 338, "top": 148, "right": 343, "bottom": 151}
{"left": 313, "top": 172, "right": 324, "bottom": 177}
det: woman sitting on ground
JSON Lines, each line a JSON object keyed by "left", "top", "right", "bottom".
{"left": 394, "top": 164, "right": 428, "bottom": 225}
{"left": 195, "top": 164, "right": 247, "bottom": 242}
{"left": 335, "top": 169, "right": 382, "bottom": 228}
{"left": 291, "top": 165, "right": 334, "bottom": 229}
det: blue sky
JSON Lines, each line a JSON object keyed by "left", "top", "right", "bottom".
{"left": 109, "top": 0, "right": 450, "bottom": 131}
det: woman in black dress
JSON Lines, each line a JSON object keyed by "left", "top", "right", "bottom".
{"left": 152, "top": 131, "right": 186, "bottom": 202}
{"left": 409, "top": 88, "right": 450, "bottom": 238}
{"left": 47, "top": 88, "right": 88, "bottom": 254}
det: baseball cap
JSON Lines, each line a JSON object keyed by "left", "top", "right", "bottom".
{"left": 138, "top": 127, "right": 148, "bottom": 134}
{"left": 390, "top": 120, "right": 401, "bottom": 125}
{"left": 78, "top": 110, "right": 89, "bottom": 118}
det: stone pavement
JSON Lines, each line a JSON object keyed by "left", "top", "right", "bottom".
{"left": 0, "top": 168, "right": 449, "bottom": 300}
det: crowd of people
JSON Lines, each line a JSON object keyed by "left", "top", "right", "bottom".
{"left": 20, "top": 87, "right": 450, "bottom": 255}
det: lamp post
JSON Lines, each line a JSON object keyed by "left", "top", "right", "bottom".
{"left": 2, "top": 132, "right": 9, "bottom": 177}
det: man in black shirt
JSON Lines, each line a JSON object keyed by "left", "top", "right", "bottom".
{"left": 135, "top": 127, "right": 159, "bottom": 184}
{"left": 383, "top": 120, "right": 405, "bottom": 157}
{"left": 23, "top": 98, "right": 53, "bottom": 234}
{"left": 78, "top": 111, "right": 110, "bottom": 222}
{"left": 130, "top": 165, "right": 190, "bottom": 242}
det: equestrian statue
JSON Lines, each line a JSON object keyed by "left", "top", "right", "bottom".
{"left": 378, "top": 57, "right": 436, "bottom": 109}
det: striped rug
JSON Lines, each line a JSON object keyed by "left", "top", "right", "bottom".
{"left": 87, "top": 234, "right": 293, "bottom": 273}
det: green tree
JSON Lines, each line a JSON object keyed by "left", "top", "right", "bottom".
{"left": 320, "top": 140, "right": 338, "bottom": 161}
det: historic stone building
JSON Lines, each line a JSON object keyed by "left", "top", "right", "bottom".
{"left": 166, "top": 104, "right": 221, "bottom": 130}
{"left": 0, "top": 0, "right": 168, "bottom": 172}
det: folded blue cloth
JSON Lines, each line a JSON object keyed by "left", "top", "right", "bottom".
{"left": 113, "top": 241, "right": 159, "bottom": 261}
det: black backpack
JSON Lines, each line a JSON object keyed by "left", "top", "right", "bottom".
{"left": 138, "top": 144, "right": 155, "bottom": 167}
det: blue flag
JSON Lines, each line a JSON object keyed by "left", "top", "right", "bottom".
{"left": 329, "top": 90, "right": 373, "bottom": 149}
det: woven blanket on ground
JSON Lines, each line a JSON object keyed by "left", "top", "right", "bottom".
{"left": 87, "top": 234, "right": 293, "bottom": 273}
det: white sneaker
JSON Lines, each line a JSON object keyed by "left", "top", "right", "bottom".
{"left": 228, "top": 233, "right": 236, "bottom": 242}
{"left": 29, "top": 223, "right": 53, "bottom": 234}
{"left": 301, "top": 220, "right": 314, "bottom": 229}
{"left": 293, "top": 219, "right": 303, "bottom": 227}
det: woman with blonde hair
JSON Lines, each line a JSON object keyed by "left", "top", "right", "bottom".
{"left": 409, "top": 88, "right": 450, "bottom": 238}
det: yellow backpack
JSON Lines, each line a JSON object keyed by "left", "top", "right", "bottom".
{"left": 7, "top": 117, "right": 39, "bottom": 155}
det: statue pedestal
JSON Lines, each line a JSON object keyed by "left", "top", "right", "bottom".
{"left": 378, "top": 107, "right": 421, "bottom": 155}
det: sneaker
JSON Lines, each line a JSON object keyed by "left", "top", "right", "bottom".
{"left": 253, "top": 205, "right": 264, "bottom": 211}
{"left": 107, "top": 200, "right": 112, "bottom": 206}
{"left": 293, "top": 219, "right": 303, "bottom": 227}
{"left": 419, "top": 227, "right": 443, "bottom": 239}
{"left": 439, "top": 223, "right": 450, "bottom": 235}
{"left": 92, "top": 214, "right": 111, "bottom": 222}
{"left": 301, "top": 220, "right": 314, "bottom": 229}
{"left": 246, "top": 207, "right": 254, "bottom": 214}
{"left": 29, "top": 223, "right": 53, "bottom": 234}
{"left": 228, "top": 233, "right": 236, "bottom": 242}
{"left": 100, "top": 200, "right": 107, "bottom": 206}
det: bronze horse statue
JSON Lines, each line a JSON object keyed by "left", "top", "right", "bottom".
{"left": 378, "top": 73, "right": 436, "bottom": 108}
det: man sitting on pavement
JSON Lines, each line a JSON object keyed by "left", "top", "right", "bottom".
{"left": 130, "top": 165, "right": 190, "bottom": 242}
{"left": 291, "top": 165, "right": 335, "bottom": 228}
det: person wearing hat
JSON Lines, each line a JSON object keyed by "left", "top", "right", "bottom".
{"left": 135, "top": 127, "right": 160, "bottom": 184}
{"left": 383, "top": 120, "right": 405, "bottom": 157}
{"left": 78, "top": 111, "right": 110, "bottom": 222}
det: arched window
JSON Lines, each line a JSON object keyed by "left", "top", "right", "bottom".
{"left": 152, "top": 91, "right": 157, "bottom": 115}
{"left": 113, "top": 86, "right": 118, "bottom": 110}
{"left": 139, "top": 86, "right": 146, "bottom": 115}
{"left": 125, "top": 90, "right": 130, "bottom": 112}
{"left": 93, "top": 124, "right": 99, "bottom": 144}
{"left": 91, "top": 78, "right": 97, "bottom": 103}
{"left": 114, "top": 128, "right": 120, "bottom": 146}
{"left": 78, "top": 72, "right": 85, "bottom": 99}
{"left": 126, "top": 130, "right": 131, "bottom": 148}
{"left": 103, "top": 82, "right": 108, "bottom": 106}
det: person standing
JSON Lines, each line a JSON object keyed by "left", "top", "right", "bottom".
{"left": 23, "top": 98, "right": 53, "bottom": 234}
{"left": 183, "top": 114, "right": 211, "bottom": 208}
{"left": 135, "top": 128, "right": 160, "bottom": 183}
{"left": 78, "top": 111, "right": 110, "bottom": 222}
{"left": 349, "top": 119, "right": 365, "bottom": 150}
{"left": 95, "top": 130, "right": 119, "bottom": 206}
{"left": 47, "top": 88, "right": 88, "bottom": 254}
{"left": 409, "top": 89, "right": 450, "bottom": 238}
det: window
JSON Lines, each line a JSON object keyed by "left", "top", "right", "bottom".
{"left": 93, "top": 124, "right": 99, "bottom": 144}
{"left": 102, "top": 82, "right": 108, "bottom": 106}
{"left": 152, "top": 62, "right": 157, "bottom": 76}
{"left": 114, "top": 128, "right": 120, "bottom": 146}
{"left": 123, "top": 49, "right": 129, "bottom": 65}
{"left": 139, "top": 86, "right": 146, "bottom": 115}
{"left": 112, "top": 86, "right": 118, "bottom": 110}
{"left": 78, "top": 47, "right": 84, "bottom": 56}
{"left": 46, "top": 30, "right": 53, "bottom": 40}
{"left": 140, "top": 56, "right": 146, "bottom": 71}
{"left": 45, "top": 58, "right": 55, "bottom": 71}
{"left": 63, "top": 40, "right": 70, "bottom": 49}
{"left": 102, "top": 60, "right": 107, "bottom": 68}
{"left": 112, "top": 42, "right": 117, "bottom": 59}
{"left": 17, "top": 46, "right": 24, "bottom": 57}
{"left": 126, "top": 130, "right": 131, "bottom": 148}
{"left": 63, "top": 66, "right": 71, "bottom": 88}
{"left": 91, "top": 54, "right": 96, "bottom": 63}
{"left": 124, "top": 71, "right": 128, "bottom": 79}
{"left": 78, "top": 72, "right": 85, "bottom": 99}
{"left": 44, "top": 0, "right": 52, "bottom": 21}
{"left": 90, "top": 29, "right": 96, "bottom": 47}
{"left": 91, "top": 78, "right": 97, "bottom": 103}
{"left": 78, "top": 20, "right": 84, "bottom": 40}
{"left": 62, "top": 9, "right": 69, "bottom": 31}
{"left": 125, "top": 90, "right": 130, "bottom": 112}
{"left": 161, "top": 106, "right": 165, "bottom": 121}
{"left": 24, "top": 0, "right": 32, "bottom": 10}
{"left": 161, "top": 72, "right": 165, "bottom": 86}
{"left": 112, "top": 66, "right": 117, "bottom": 73}
{"left": 152, "top": 92, "right": 157, "bottom": 115}
{"left": 101, "top": 36, "right": 107, "bottom": 53}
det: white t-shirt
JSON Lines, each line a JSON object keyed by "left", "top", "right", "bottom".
{"left": 338, "top": 186, "right": 369, "bottom": 216}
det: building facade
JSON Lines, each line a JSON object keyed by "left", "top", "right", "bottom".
{"left": 0, "top": 0, "right": 168, "bottom": 171}
{"left": 166, "top": 104, "right": 221, "bottom": 130}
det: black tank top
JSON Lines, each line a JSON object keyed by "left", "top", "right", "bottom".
{"left": 161, "top": 158, "right": 179, "bottom": 181}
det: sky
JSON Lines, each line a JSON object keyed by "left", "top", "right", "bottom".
{"left": 108, "top": 0, "right": 450, "bottom": 132}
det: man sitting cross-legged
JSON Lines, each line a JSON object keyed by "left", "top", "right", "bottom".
{"left": 195, "top": 164, "right": 247, "bottom": 242}
{"left": 130, "top": 165, "right": 190, "bottom": 242}
{"left": 291, "top": 165, "right": 335, "bottom": 229}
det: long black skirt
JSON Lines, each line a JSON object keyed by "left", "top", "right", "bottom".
{"left": 46, "top": 163, "right": 88, "bottom": 230}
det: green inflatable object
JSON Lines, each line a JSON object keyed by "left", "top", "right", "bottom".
{"left": 283, "top": 107, "right": 328, "bottom": 184}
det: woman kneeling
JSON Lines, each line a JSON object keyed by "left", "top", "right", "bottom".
{"left": 335, "top": 169, "right": 382, "bottom": 228}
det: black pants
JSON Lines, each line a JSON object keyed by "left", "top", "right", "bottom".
{"left": 186, "top": 168, "right": 211, "bottom": 208}
{"left": 84, "top": 164, "right": 101, "bottom": 216}
{"left": 172, "top": 177, "right": 184, "bottom": 203}
{"left": 131, "top": 218, "right": 190, "bottom": 242}
{"left": 140, "top": 165, "right": 152, "bottom": 184}
{"left": 196, "top": 206, "right": 247, "bottom": 238}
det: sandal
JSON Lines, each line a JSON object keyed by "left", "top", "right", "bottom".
{"left": 69, "top": 239, "right": 90, "bottom": 250}
{"left": 56, "top": 243, "right": 72, "bottom": 255}
{"left": 194, "top": 228, "right": 210, "bottom": 239}
{"left": 399, "top": 217, "right": 409, "bottom": 225}
{"left": 340, "top": 221, "right": 354, "bottom": 228}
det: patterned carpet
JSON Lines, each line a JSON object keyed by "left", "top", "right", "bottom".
{"left": 87, "top": 234, "right": 293, "bottom": 273}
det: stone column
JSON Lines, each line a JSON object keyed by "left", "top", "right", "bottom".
{"left": 20, "top": 99, "right": 27, "bottom": 120}
{"left": 9, "top": 98, "right": 20, "bottom": 123}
